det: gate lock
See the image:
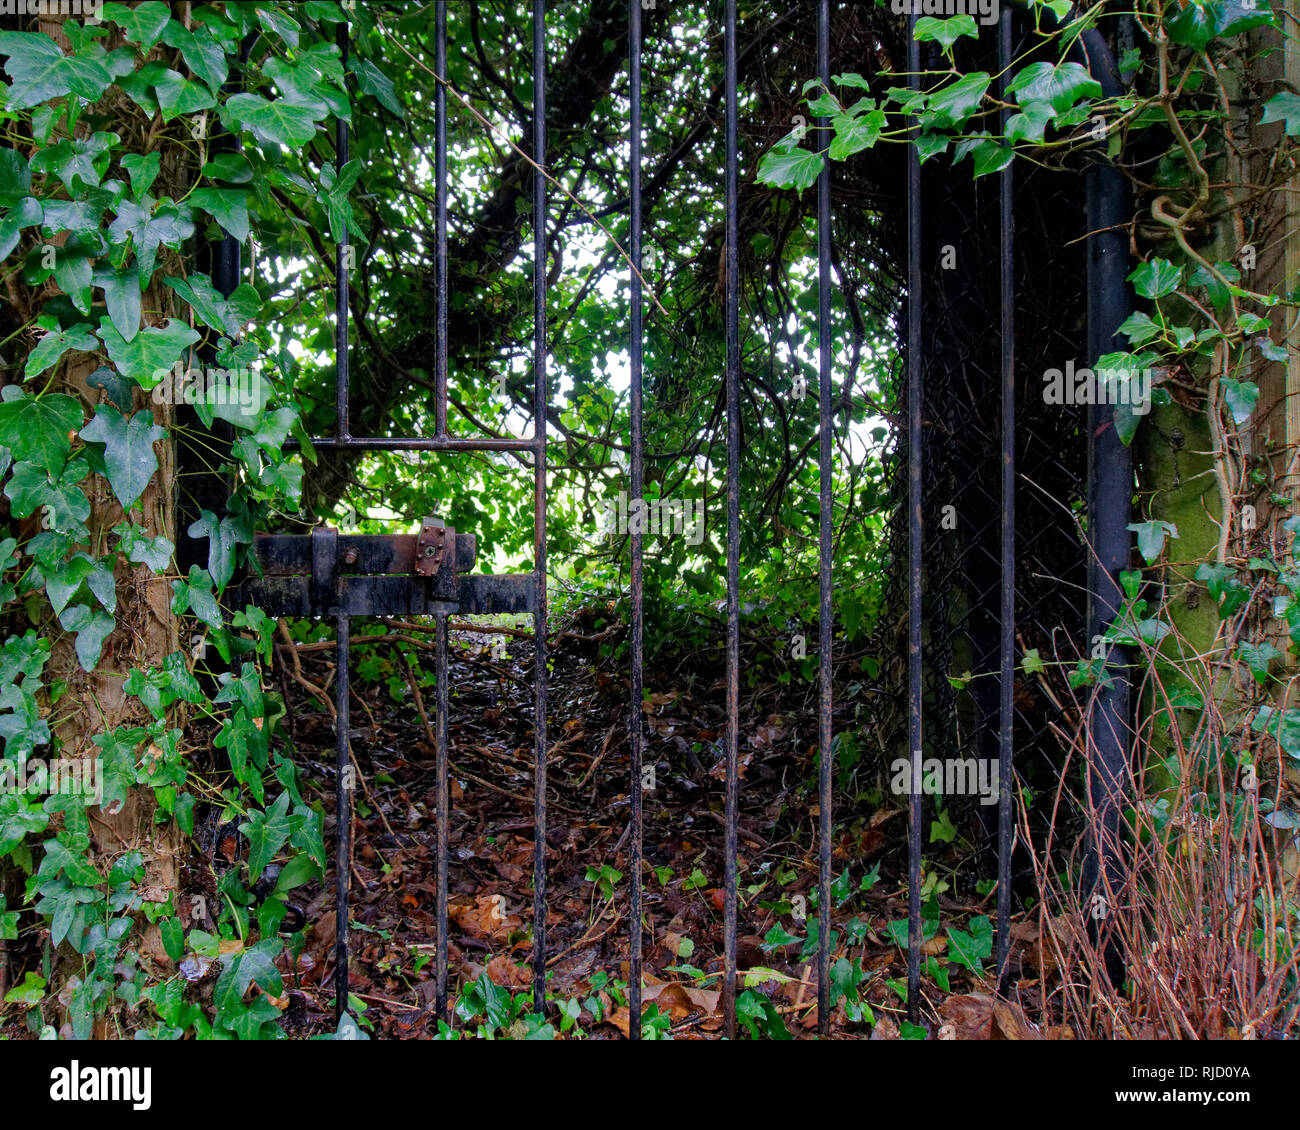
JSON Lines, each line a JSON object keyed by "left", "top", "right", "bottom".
{"left": 241, "top": 516, "right": 534, "bottom": 618}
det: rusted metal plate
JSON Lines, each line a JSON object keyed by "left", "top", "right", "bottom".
{"left": 251, "top": 531, "right": 476, "bottom": 575}
{"left": 415, "top": 518, "right": 450, "bottom": 577}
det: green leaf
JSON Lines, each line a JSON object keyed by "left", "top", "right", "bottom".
{"left": 102, "top": 1, "right": 173, "bottom": 52}
{"left": 1021, "top": 648, "right": 1046, "bottom": 675}
{"left": 913, "top": 15, "right": 978, "bottom": 51}
{"left": 351, "top": 56, "right": 402, "bottom": 116}
{"left": 1237, "top": 641, "right": 1280, "bottom": 686}
{"left": 0, "top": 149, "right": 31, "bottom": 205}
{"left": 94, "top": 264, "right": 143, "bottom": 342}
{"left": 80, "top": 405, "right": 166, "bottom": 510}
{"left": 0, "top": 32, "right": 114, "bottom": 109}
{"left": 756, "top": 144, "right": 824, "bottom": 191}
{"left": 190, "top": 186, "right": 250, "bottom": 242}
{"left": 225, "top": 92, "right": 324, "bottom": 148}
{"left": 107, "top": 196, "right": 196, "bottom": 284}
{"left": 152, "top": 68, "right": 217, "bottom": 122}
{"left": 240, "top": 792, "right": 293, "bottom": 883}
{"left": 926, "top": 72, "right": 990, "bottom": 130}
{"left": 1007, "top": 62, "right": 1101, "bottom": 117}
{"left": 96, "top": 317, "right": 199, "bottom": 389}
{"left": 828, "top": 108, "right": 885, "bottom": 160}
{"left": 59, "top": 602, "right": 116, "bottom": 671}
{"left": 0, "top": 196, "right": 43, "bottom": 261}
{"left": 0, "top": 389, "right": 83, "bottom": 471}
{"left": 1129, "top": 258, "right": 1183, "bottom": 299}
{"left": 946, "top": 915, "right": 993, "bottom": 974}
{"left": 1221, "top": 378, "right": 1259, "bottom": 426}
{"left": 202, "top": 153, "right": 253, "bottom": 184}
{"left": 120, "top": 152, "right": 161, "bottom": 202}
{"left": 1127, "top": 519, "right": 1178, "bottom": 564}
{"left": 3, "top": 971, "right": 46, "bottom": 1006}
{"left": 24, "top": 318, "right": 98, "bottom": 380}
{"left": 1262, "top": 90, "right": 1300, "bottom": 136}
{"left": 30, "top": 132, "right": 118, "bottom": 193}
{"left": 165, "top": 275, "right": 259, "bottom": 338}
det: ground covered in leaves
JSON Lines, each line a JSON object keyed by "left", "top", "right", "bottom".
{"left": 247, "top": 609, "right": 1059, "bottom": 1041}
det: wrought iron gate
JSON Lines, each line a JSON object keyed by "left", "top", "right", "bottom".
{"left": 207, "top": 1, "right": 1134, "bottom": 1038}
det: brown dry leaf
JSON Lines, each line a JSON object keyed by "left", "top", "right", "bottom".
{"left": 605, "top": 1007, "right": 631, "bottom": 1038}
{"left": 870, "top": 1015, "right": 901, "bottom": 1040}
{"left": 991, "top": 999, "right": 1044, "bottom": 1040}
{"left": 920, "top": 935, "right": 947, "bottom": 956}
{"left": 938, "top": 993, "right": 995, "bottom": 1040}
{"left": 485, "top": 954, "right": 532, "bottom": 989}
{"left": 644, "top": 981, "right": 720, "bottom": 1020}
{"left": 1043, "top": 1025, "right": 1076, "bottom": 1040}
{"left": 449, "top": 893, "right": 521, "bottom": 939}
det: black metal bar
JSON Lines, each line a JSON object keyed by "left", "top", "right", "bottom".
{"left": 1080, "top": 27, "right": 1132, "bottom": 988}
{"left": 906, "top": 15, "right": 924, "bottom": 1025}
{"left": 334, "top": 612, "right": 351, "bottom": 1023}
{"left": 722, "top": 0, "right": 741, "bottom": 1042}
{"left": 435, "top": 0, "right": 449, "bottom": 438}
{"left": 435, "top": 610, "right": 450, "bottom": 1022}
{"left": 815, "top": 0, "right": 834, "bottom": 1037}
{"left": 996, "top": 4, "right": 1015, "bottom": 994}
{"left": 531, "top": 0, "right": 550, "bottom": 1015}
{"left": 627, "top": 0, "right": 644, "bottom": 1042}
{"left": 335, "top": 21, "right": 350, "bottom": 442}
{"left": 289, "top": 436, "right": 535, "bottom": 453}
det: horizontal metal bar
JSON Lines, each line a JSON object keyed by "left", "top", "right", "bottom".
{"left": 240, "top": 572, "right": 534, "bottom": 617}
{"left": 287, "top": 437, "right": 539, "bottom": 453}
{"left": 253, "top": 533, "right": 476, "bottom": 576}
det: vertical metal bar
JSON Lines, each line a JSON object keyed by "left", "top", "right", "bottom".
{"left": 334, "top": 613, "right": 351, "bottom": 1022}
{"left": 1080, "top": 29, "right": 1132, "bottom": 988}
{"left": 434, "top": 0, "right": 449, "bottom": 438}
{"left": 722, "top": 0, "right": 741, "bottom": 1042}
{"left": 531, "top": 0, "right": 550, "bottom": 1015}
{"left": 905, "top": 16, "right": 924, "bottom": 1025}
{"left": 627, "top": 0, "right": 645, "bottom": 1042}
{"left": 815, "top": 0, "right": 834, "bottom": 1037}
{"left": 332, "top": 17, "right": 351, "bottom": 1026}
{"left": 434, "top": 610, "right": 449, "bottom": 1022}
{"left": 996, "top": 4, "right": 1015, "bottom": 994}
{"left": 335, "top": 21, "right": 350, "bottom": 441}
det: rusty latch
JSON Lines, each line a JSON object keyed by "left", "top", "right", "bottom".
{"left": 415, "top": 517, "right": 449, "bottom": 577}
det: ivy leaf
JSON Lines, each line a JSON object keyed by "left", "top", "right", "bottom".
{"left": 913, "top": 15, "right": 978, "bottom": 52}
{"left": 1237, "top": 641, "right": 1280, "bottom": 685}
{"left": 188, "top": 509, "right": 252, "bottom": 590}
{"left": 202, "top": 153, "right": 253, "bottom": 184}
{"left": 0, "top": 794, "right": 50, "bottom": 855}
{"left": 102, "top": 1, "right": 173, "bottom": 52}
{"left": 1128, "top": 258, "right": 1183, "bottom": 300}
{"left": 0, "top": 196, "right": 43, "bottom": 261}
{"left": 1021, "top": 648, "right": 1046, "bottom": 675}
{"left": 0, "top": 148, "right": 31, "bottom": 205}
{"left": 115, "top": 523, "right": 175, "bottom": 572}
{"left": 828, "top": 109, "right": 885, "bottom": 160}
{"left": 106, "top": 195, "right": 195, "bottom": 284}
{"left": 1262, "top": 91, "right": 1300, "bottom": 136}
{"left": 30, "top": 131, "right": 119, "bottom": 193}
{"left": 756, "top": 144, "right": 824, "bottom": 192}
{"left": 152, "top": 68, "right": 217, "bottom": 122}
{"left": 165, "top": 275, "right": 260, "bottom": 337}
{"left": 94, "top": 264, "right": 143, "bottom": 341}
{"left": 240, "top": 792, "right": 293, "bottom": 885}
{"left": 1127, "top": 519, "right": 1178, "bottom": 564}
{"left": 224, "top": 92, "right": 324, "bottom": 148}
{"left": 96, "top": 317, "right": 199, "bottom": 389}
{"left": 1007, "top": 62, "right": 1101, "bottom": 118}
{"left": 1005, "top": 101, "right": 1054, "bottom": 146}
{"left": 0, "top": 32, "right": 115, "bottom": 109}
{"left": 0, "top": 389, "right": 83, "bottom": 470}
{"left": 351, "top": 56, "right": 403, "bottom": 117}
{"left": 160, "top": 22, "right": 229, "bottom": 94}
{"left": 190, "top": 186, "right": 250, "bottom": 242}
{"left": 120, "top": 152, "right": 161, "bottom": 202}
{"left": 58, "top": 602, "right": 116, "bottom": 672}
{"left": 1221, "top": 378, "right": 1259, "bottom": 426}
{"left": 24, "top": 318, "right": 99, "bottom": 380}
{"left": 80, "top": 405, "right": 166, "bottom": 510}
{"left": 926, "top": 71, "right": 990, "bottom": 130}
{"left": 946, "top": 915, "right": 993, "bottom": 974}
{"left": 5, "top": 460, "right": 91, "bottom": 536}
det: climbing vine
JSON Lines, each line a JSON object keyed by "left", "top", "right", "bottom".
{"left": 0, "top": 1, "right": 390, "bottom": 1039}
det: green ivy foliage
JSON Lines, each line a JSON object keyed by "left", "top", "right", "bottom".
{"left": 0, "top": 0, "right": 385, "bottom": 1040}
